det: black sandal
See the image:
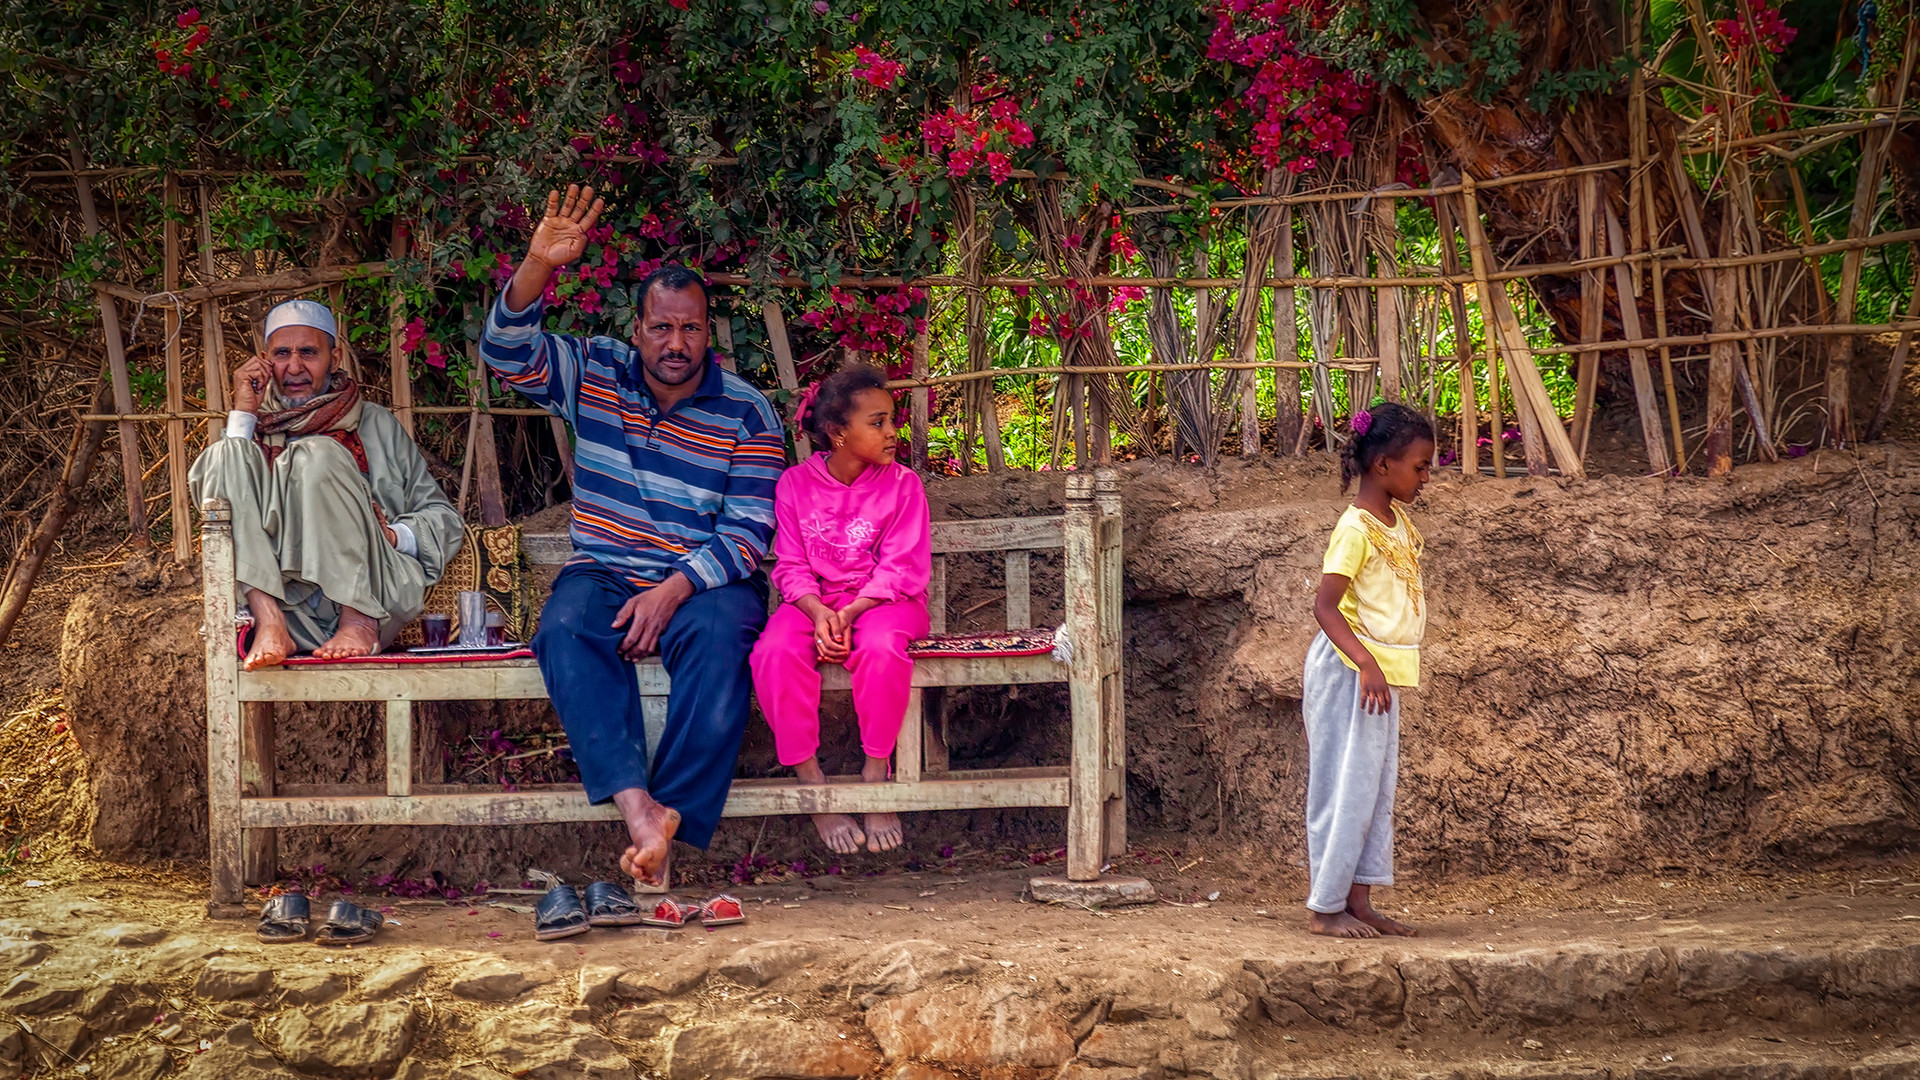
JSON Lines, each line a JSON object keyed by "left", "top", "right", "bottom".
{"left": 535, "top": 884, "right": 591, "bottom": 941}
{"left": 314, "top": 900, "right": 386, "bottom": 946}
{"left": 257, "top": 893, "right": 311, "bottom": 944}
{"left": 584, "top": 881, "right": 645, "bottom": 928}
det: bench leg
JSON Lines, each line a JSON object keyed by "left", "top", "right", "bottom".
{"left": 241, "top": 701, "right": 278, "bottom": 887}
{"left": 922, "top": 689, "right": 949, "bottom": 777}
{"left": 895, "top": 688, "right": 923, "bottom": 784}
{"left": 385, "top": 700, "right": 412, "bottom": 797}
{"left": 1066, "top": 671, "right": 1105, "bottom": 882}
{"left": 207, "top": 676, "right": 245, "bottom": 913}
{"left": 1102, "top": 671, "right": 1127, "bottom": 859}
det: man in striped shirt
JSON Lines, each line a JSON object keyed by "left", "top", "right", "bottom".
{"left": 481, "top": 186, "right": 784, "bottom": 888}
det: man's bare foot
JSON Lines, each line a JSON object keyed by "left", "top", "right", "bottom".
{"left": 1308, "top": 910, "right": 1381, "bottom": 938}
{"left": 1347, "top": 903, "right": 1418, "bottom": 937}
{"left": 811, "top": 813, "right": 865, "bottom": 854}
{"left": 244, "top": 619, "right": 295, "bottom": 671}
{"left": 612, "top": 788, "right": 680, "bottom": 887}
{"left": 242, "top": 593, "right": 294, "bottom": 670}
{"left": 313, "top": 607, "right": 380, "bottom": 659}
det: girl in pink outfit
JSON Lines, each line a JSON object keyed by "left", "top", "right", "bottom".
{"left": 750, "top": 365, "right": 930, "bottom": 855}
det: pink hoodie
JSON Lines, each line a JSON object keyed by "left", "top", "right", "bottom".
{"left": 769, "top": 454, "right": 931, "bottom": 606}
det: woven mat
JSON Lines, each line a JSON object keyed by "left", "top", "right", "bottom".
{"left": 906, "top": 628, "right": 1057, "bottom": 659}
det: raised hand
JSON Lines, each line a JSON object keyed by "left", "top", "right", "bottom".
{"left": 230, "top": 354, "right": 272, "bottom": 416}
{"left": 526, "top": 185, "right": 604, "bottom": 271}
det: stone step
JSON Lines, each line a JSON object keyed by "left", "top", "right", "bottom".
{"left": 1065, "top": 1019, "right": 1920, "bottom": 1080}
{"left": 1239, "top": 941, "right": 1920, "bottom": 1037}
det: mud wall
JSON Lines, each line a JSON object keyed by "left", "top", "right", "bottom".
{"left": 60, "top": 450, "right": 1920, "bottom": 880}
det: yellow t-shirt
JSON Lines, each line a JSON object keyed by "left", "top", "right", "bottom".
{"left": 1320, "top": 504, "right": 1426, "bottom": 687}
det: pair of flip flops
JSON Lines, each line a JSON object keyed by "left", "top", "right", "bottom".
{"left": 535, "top": 881, "right": 661, "bottom": 942}
{"left": 639, "top": 893, "right": 745, "bottom": 929}
{"left": 258, "top": 894, "right": 387, "bottom": 946}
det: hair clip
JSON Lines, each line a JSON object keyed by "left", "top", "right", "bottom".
{"left": 1350, "top": 409, "right": 1373, "bottom": 437}
{"left": 792, "top": 381, "right": 823, "bottom": 431}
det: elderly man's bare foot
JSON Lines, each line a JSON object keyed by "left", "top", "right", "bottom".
{"left": 1348, "top": 903, "right": 1418, "bottom": 937}
{"left": 313, "top": 608, "right": 381, "bottom": 659}
{"left": 243, "top": 619, "right": 295, "bottom": 671}
{"left": 612, "top": 788, "right": 680, "bottom": 887}
{"left": 1308, "top": 910, "right": 1381, "bottom": 938}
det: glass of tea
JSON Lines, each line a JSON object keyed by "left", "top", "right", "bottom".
{"left": 420, "top": 612, "right": 452, "bottom": 649}
{"left": 484, "top": 610, "right": 506, "bottom": 648}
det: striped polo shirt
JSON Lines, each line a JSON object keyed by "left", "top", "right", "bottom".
{"left": 480, "top": 293, "right": 785, "bottom": 591}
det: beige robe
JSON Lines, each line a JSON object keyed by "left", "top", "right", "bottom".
{"left": 189, "top": 404, "right": 464, "bottom": 650}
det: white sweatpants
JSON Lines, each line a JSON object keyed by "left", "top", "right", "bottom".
{"left": 1302, "top": 632, "right": 1400, "bottom": 914}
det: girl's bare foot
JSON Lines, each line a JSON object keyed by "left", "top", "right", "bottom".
{"left": 612, "top": 789, "right": 680, "bottom": 887}
{"left": 858, "top": 754, "right": 903, "bottom": 852}
{"left": 811, "top": 813, "right": 865, "bottom": 854}
{"left": 313, "top": 607, "right": 380, "bottom": 659}
{"left": 1347, "top": 903, "right": 1418, "bottom": 937}
{"left": 1308, "top": 910, "right": 1381, "bottom": 938}
{"left": 864, "top": 812, "right": 903, "bottom": 852}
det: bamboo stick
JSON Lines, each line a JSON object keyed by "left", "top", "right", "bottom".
{"left": 1374, "top": 186, "right": 1402, "bottom": 403}
{"left": 1868, "top": 244, "right": 1920, "bottom": 440}
{"left": 92, "top": 261, "right": 390, "bottom": 307}
{"left": 0, "top": 379, "right": 116, "bottom": 648}
{"left": 911, "top": 327, "right": 931, "bottom": 471}
{"left": 388, "top": 222, "right": 414, "bottom": 437}
{"left": 960, "top": 194, "right": 1006, "bottom": 472}
{"left": 69, "top": 145, "right": 151, "bottom": 548}
{"left": 1703, "top": 205, "right": 1739, "bottom": 476}
{"left": 1457, "top": 177, "right": 1506, "bottom": 477}
{"left": 1830, "top": 21, "right": 1919, "bottom": 448}
{"left": 1629, "top": 0, "right": 1648, "bottom": 262}
{"left": 1460, "top": 181, "right": 1583, "bottom": 478}
{"left": 162, "top": 174, "right": 191, "bottom": 560}
{"left": 196, "top": 184, "right": 227, "bottom": 420}
{"left": 702, "top": 229, "right": 1916, "bottom": 292}
{"left": 762, "top": 301, "right": 807, "bottom": 462}
{"left": 1273, "top": 211, "right": 1303, "bottom": 454}
{"left": 1573, "top": 174, "right": 1602, "bottom": 460}
{"left": 1604, "top": 207, "right": 1674, "bottom": 475}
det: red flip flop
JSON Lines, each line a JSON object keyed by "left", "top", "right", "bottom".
{"left": 640, "top": 895, "right": 695, "bottom": 929}
{"left": 697, "top": 894, "right": 746, "bottom": 927}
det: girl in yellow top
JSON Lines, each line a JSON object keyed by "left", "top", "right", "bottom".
{"left": 1304, "top": 401, "right": 1434, "bottom": 939}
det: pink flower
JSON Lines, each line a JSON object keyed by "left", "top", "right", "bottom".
{"left": 423, "top": 341, "right": 446, "bottom": 370}
{"left": 177, "top": 7, "right": 200, "bottom": 27}
{"left": 813, "top": 0, "right": 829, "bottom": 11}
{"left": 985, "top": 151, "right": 1011, "bottom": 184}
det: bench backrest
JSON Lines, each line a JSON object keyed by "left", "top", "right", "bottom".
{"left": 520, "top": 473, "right": 1121, "bottom": 636}
{"left": 522, "top": 514, "right": 1068, "bottom": 633}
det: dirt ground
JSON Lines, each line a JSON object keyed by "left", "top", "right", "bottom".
{"left": 3, "top": 846, "right": 1919, "bottom": 1078}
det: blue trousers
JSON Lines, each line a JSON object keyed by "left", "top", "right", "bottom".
{"left": 533, "top": 561, "right": 768, "bottom": 849}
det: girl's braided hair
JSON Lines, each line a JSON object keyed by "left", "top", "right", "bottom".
{"left": 800, "top": 363, "right": 891, "bottom": 452}
{"left": 1340, "top": 401, "right": 1435, "bottom": 493}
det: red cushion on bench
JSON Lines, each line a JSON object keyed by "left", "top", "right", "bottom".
{"left": 906, "top": 628, "right": 1056, "bottom": 659}
{"left": 280, "top": 647, "right": 535, "bottom": 666}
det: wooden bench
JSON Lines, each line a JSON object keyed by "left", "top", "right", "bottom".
{"left": 200, "top": 471, "right": 1127, "bottom": 914}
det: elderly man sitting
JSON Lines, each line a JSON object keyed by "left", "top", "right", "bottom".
{"left": 189, "top": 300, "right": 463, "bottom": 669}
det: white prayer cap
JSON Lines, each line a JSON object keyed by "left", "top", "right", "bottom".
{"left": 263, "top": 299, "right": 338, "bottom": 343}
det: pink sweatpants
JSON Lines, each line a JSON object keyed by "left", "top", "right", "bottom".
{"left": 749, "top": 597, "right": 930, "bottom": 767}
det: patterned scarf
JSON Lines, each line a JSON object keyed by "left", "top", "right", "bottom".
{"left": 255, "top": 370, "right": 370, "bottom": 474}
